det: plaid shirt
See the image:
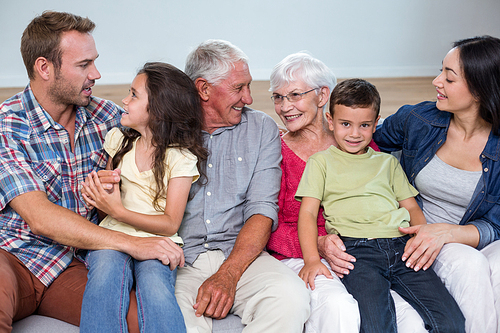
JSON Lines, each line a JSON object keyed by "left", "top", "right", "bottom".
{"left": 0, "top": 85, "right": 121, "bottom": 286}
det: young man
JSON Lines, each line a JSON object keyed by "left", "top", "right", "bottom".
{"left": 0, "top": 11, "right": 182, "bottom": 331}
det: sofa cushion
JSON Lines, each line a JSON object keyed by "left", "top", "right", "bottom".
{"left": 12, "top": 314, "right": 244, "bottom": 333}
{"left": 12, "top": 315, "right": 79, "bottom": 333}
{"left": 212, "top": 314, "right": 244, "bottom": 333}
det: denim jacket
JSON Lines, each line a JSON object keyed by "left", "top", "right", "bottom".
{"left": 373, "top": 101, "right": 500, "bottom": 250}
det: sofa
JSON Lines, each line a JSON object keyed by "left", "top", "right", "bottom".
{"left": 13, "top": 313, "right": 244, "bottom": 332}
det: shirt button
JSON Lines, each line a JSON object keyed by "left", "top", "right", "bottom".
{"left": 238, "top": 157, "right": 242, "bottom": 161}
{"left": 482, "top": 155, "right": 485, "bottom": 158}
{"left": 208, "top": 163, "right": 213, "bottom": 168}
{"left": 210, "top": 135, "right": 213, "bottom": 139}
{"left": 204, "top": 243, "right": 209, "bottom": 248}
{"left": 207, "top": 192, "right": 212, "bottom": 196}
{"left": 206, "top": 219, "right": 211, "bottom": 224}
{"left": 484, "top": 168, "right": 489, "bottom": 172}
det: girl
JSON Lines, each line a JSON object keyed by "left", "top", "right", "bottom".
{"left": 79, "top": 62, "right": 207, "bottom": 333}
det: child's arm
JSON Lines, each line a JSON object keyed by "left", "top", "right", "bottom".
{"left": 81, "top": 171, "right": 192, "bottom": 236}
{"left": 398, "top": 196, "right": 429, "bottom": 270}
{"left": 399, "top": 197, "right": 426, "bottom": 226}
{"left": 298, "top": 196, "right": 333, "bottom": 290}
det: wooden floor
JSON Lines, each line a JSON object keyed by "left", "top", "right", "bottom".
{"left": 0, "top": 77, "right": 437, "bottom": 123}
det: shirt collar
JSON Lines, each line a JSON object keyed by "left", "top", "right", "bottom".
{"left": 429, "top": 105, "right": 500, "bottom": 161}
{"left": 22, "top": 85, "right": 56, "bottom": 134}
{"left": 429, "top": 106, "right": 452, "bottom": 127}
{"left": 203, "top": 106, "right": 250, "bottom": 136}
{"left": 483, "top": 131, "right": 500, "bottom": 161}
{"left": 22, "top": 84, "right": 90, "bottom": 135}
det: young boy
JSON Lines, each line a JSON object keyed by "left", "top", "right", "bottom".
{"left": 296, "top": 79, "right": 465, "bottom": 333}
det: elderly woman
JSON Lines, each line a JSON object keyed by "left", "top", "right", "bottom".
{"left": 373, "top": 36, "right": 500, "bottom": 332}
{"left": 266, "top": 52, "right": 425, "bottom": 333}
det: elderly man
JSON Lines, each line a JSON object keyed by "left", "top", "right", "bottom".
{"left": 172, "top": 40, "right": 310, "bottom": 332}
{"left": 0, "top": 11, "right": 182, "bottom": 331}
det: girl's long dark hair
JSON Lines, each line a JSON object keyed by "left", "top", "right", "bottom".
{"left": 113, "top": 62, "right": 208, "bottom": 211}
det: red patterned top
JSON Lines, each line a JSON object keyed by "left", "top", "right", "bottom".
{"left": 267, "top": 136, "right": 379, "bottom": 259}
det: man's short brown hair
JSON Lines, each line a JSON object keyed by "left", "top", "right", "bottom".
{"left": 21, "top": 11, "right": 95, "bottom": 79}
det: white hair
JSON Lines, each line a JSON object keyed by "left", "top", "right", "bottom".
{"left": 185, "top": 39, "right": 249, "bottom": 85}
{"left": 269, "top": 52, "right": 336, "bottom": 93}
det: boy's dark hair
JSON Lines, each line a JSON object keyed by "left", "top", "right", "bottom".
{"left": 329, "top": 78, "right": 381, "bottom": 118}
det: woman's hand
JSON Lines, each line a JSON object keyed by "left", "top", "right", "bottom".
{"left": 399, "top": 223, "right": 454, "bottom": 271}
{"left": 81, "top": 171, "right": 123, "bottom": 217}
{"left": 298, "top": 259, "right": 333, "bottom": 290}
{"left": 317, "top": 234, "right": 356, "bottom": 278}
{"left": 400, "top": 222, "right": 481, "bottom": 272}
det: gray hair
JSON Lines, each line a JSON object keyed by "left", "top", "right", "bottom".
{"left": 269, "top": 52, "right": 336, "bottom": 93}
{"left": 185, "top": 39, "right": 249, "bottom": 85}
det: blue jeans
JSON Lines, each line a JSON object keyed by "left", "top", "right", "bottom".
{"left": 340, "top": 236, "right": 465, "bottom": 333}
{"left": 80, "top": 249, "right": 186, "bottom": 333}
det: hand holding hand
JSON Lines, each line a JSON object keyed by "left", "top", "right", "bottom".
{"left": 96, "top": 168, "right": 122, "bottom": 191}
{"left": 81, "top": 171, "right": 122, "bottom": 216}
{"left": 81, "top": 168, "right": 121, "bottom": 208}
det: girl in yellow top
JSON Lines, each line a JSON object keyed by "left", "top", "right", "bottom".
{"left": 80, "top": 62, "right": 207, "bottom": 333}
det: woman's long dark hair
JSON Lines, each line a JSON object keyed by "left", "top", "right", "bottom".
{"left": 113, "top": 62, "right": 208, "bottom": 211}
{"left": 453, "top": 35, "right": 500, "bottom": 135}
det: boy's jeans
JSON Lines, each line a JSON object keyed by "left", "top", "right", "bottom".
{"left": 80, "top": 249, "right": 185, "bottom": 333}
{"left": 341, "top": 235, "right": 465, "bottom": 333}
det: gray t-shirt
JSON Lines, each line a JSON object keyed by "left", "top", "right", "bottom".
{"left": 415, "top": 155, "right": 481, "bottom": 225}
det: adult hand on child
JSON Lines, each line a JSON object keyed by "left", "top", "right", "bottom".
{"left": 399, "top": 224, "right": 450, "bottom": 272}
{"left": 96, "top": 168, "right": 121, "bottom": 191}
{"left": 128, "top": 236, "right": 185, "bottom": 270}
{"left": 81, "top": 171, "right": 123, "bottom": 217}
{"left": 317, "top": 234, "right": 356, "bottom": 278}
{"left": 81, "top": 168, "right": 121, "bottom": 208}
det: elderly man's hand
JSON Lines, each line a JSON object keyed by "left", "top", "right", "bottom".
{"left": 193, "top": 267, "right": 237, "bottom": 319}
{"left": 317, "top": 234, "right": 356, "bottom": 278}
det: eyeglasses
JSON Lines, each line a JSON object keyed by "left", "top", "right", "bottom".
{"left": 271, "top": 88, "right": 318, "bottom": 105}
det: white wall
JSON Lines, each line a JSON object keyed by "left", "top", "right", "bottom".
{"left": 1, "top": 0, "right": 499, "bottom": 87}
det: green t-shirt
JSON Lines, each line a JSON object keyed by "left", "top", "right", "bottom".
{"left": 295, "top": 146, "right": 418, "bottom": 238}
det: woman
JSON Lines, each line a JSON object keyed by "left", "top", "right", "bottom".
{"left": 266, "top": 52, "right": 425, "bottom": 333}
{"left": 373, "top": 35, "right": 500, "bottom": 333}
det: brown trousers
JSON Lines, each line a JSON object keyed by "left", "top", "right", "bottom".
{"left": 0, "top": 249, "right": 138, "bottom": 333}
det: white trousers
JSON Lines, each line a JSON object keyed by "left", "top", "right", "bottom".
{"left": 431, "top": 241, "right": 500, "bottom": 333}
{"left": 175, "top": 251, "right": 310, "bottom": 333}
{"left": 282, "top": 257, "right": 428, "bottom": 333}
